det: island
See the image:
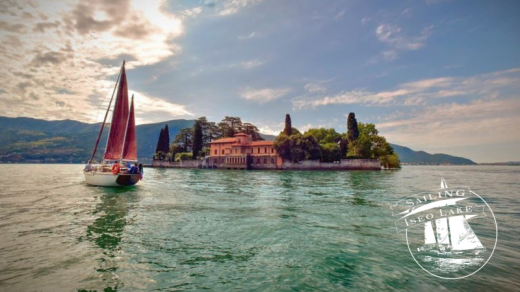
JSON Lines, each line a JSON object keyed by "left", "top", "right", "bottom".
{"left": 151, "top": 113, "right": 400, "bottom": 170}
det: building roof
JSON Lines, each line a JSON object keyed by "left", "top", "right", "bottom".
{"left": 210, "top": 138, "right": 236, "bottom": 144}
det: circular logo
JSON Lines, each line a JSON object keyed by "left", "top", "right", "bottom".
{"left": 392, "top": 179, "right": 497, "bottom": 279}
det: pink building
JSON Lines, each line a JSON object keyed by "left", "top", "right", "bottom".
{"left": 208, "top": 133, "right": 282, "bottom": 169}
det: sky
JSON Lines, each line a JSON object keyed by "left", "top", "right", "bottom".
{"left": 0, "top": 0, "right": 519, "bottom": 162}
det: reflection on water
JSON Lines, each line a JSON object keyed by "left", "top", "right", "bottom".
{"left": 79, "top": 188, "right": 138, "bottom": 292}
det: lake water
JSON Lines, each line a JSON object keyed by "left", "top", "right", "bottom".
{"left": 0, "top": 165, "right": 518, "bottom": 292}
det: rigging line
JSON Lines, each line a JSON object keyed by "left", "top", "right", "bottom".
{"left": 93, "top": 69, "right": 120, "bottom": 124}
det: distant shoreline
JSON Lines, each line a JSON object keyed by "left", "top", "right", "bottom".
{"left": 1, "top": 162, "right": 518, "bottom": 167}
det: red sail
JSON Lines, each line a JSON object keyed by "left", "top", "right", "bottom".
{"left": 122, "top": 96, "right": 137, "bottom": 161}
{"left": 104, "top": 65, "right": 129, "bottom": 160}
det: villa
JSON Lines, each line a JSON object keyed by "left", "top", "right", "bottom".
{"left": 208, "top": 133, "right": 282, "bottom": 169}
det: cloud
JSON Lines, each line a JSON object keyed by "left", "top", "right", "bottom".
{"left": 304, "top": 82, "right": 327, "bottom": 94}
{"left": 333, "top": 10, "right": 345, "bottom": 20}
{"left": 0, "top": 0, "right": 186, "bottom": 124}
{"left": 292, "top": 68, "right": 520, "bottom": 109}
{"left": 129, "top": 90, "right": 193, "bottom": 124}
{"left": 240, "top": 87, "right": 291, "bottom": 103}
{"left": 240, "top": 59, "right": 265, "bottom": 68}
{"left": 368, "top": 24, "right": 434, "bottom": 64}
{"left": 0, "top": 20, "right": 26, "bottom": 33}
{"left": 377, "top": 98, "right": 520, "bottom": 152}
{"left": 238, "top": 31, "right": 257, "bottom": 40}
{"left": 218, "top": 0, "right": 266, "bottom": 16}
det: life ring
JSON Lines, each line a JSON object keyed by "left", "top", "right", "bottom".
{"left": 111, "top": 164, "right": 120, "bottom": 174}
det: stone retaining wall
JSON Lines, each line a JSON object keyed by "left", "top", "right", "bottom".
{"left": 151, "top": 160, "right": 202, "bottom": 168}
{"left": 281, "top": 159, "right": 381, "bottom": 170}
{"left": 151, "top": 159, "right": 381, "bottom": 170}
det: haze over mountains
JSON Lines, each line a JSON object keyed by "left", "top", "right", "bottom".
{"left": 0, "top": 116, "right": 475, "bottom": 165}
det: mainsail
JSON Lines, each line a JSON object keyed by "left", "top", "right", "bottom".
{"left": 104, "top": 64, "right": 129, "bottom": 160}
{"left": 122, "top": 95, "right": 137, "bottom": 161}
{"left": 449, "top": 215, "right": 484, "bottom": 250}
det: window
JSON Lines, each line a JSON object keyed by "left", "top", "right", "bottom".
{"left": 264, "top": 158, "right": 267, "bottom": 164}
{"left": 214, "top": 149, "right": 217, "bottom": 155}
{"left": 257, "top": 147, "right": 260, "bottom": 153}
{"left": 222, "top": 150, "right": 224, "bottom": 154}
{"left": 264, "top": 147, "right": 267, "bottom": 153}
{"left": 238, "top": 139, "right": 241, "bottom": 143}
{"left": 221, "top": 158, "right": 224, "bottom": 163}
{"left": 256, "top": 158, "right": 260, "bottom": 164}
{"left": 271, "top": 158, "right": 275, "bottom": 164}
{"left": 271, "top": 147, "right": 274, "bottom": 153}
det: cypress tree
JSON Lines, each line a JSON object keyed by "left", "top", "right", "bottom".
{"left": 155, "top": 128, "right": 165, "bottom": 153}
{"left": 192, "top": 121, "right": 203, "bottom": 159}
{"left": 163, "top": 124, "right": 170, "bottom": 153}
{"left": 284, "top": 114, "right": 292, "bottom": 136}
{"left": 347, "top": 112, "right": 359, "bottom": 141}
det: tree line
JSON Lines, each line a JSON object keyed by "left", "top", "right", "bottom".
{"left": 154, "top": 116, "right": 264, "bottom": 161}
{"left": 273, "top": 113, "right": 400, "bottom": 168}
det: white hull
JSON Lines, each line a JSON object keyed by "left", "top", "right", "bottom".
{"left": 83, "top": 170, "right": 140, "bottom": 187}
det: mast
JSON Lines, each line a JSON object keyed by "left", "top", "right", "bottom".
{"left": 88, "top": 62, "right": 124, "bottom": 164}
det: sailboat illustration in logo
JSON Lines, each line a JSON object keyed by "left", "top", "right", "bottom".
{"left": 391, "top": 178, "right": 497, "bottom": 279}
{"left": 419, "top": 179, "right": 486, "bottom": 256}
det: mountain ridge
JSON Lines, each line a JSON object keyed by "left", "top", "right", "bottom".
{"left": 0, "top": 116, "right": 475, "bottom": 164}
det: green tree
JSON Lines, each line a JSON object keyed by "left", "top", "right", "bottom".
{"left": 192, "top": 121, "right": 203, "bottom": 159}
{"left": 273, "top": 133, "right": 292, "bottom": 161}
{"left": 218, "top": 116, "right": 242, "bottom": 137}
{"left": 305, "top": 128, "right": 341, "bottom": 144}
{"left": 197, "top": 116, "right": 220, "bottom": 146}
{"left": 242, "top": 122, "right": 264, "bottom": 141}
{"left": 284, "top": 114, "right": 292, "bottom": 136}
{"left": 155, "top": 128, "right": 164, "bottom": 154}
{"left": 321, "top": 142, "right": 341, "bottom": 162}
{"left": 173, "top": 128, "right": 193, "bottom": 152}
{"left": 163, "top": 124, "right": 170, "bottom": 153}
{"left": 300, "top": 132, "right": 321, "bottom": 160}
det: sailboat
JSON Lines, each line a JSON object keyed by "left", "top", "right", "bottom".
{"left": 83, "top": 61, "right": 142, "bottom": 187}
{"left": 418, "top": 179, "right": 485, "bottom": 255}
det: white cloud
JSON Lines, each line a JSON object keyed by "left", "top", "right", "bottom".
{"left": 333, "top": 10, "right": 345, "bottom": 20}
{"left": 304, "top": 82, "right": 327, "bottom": 94}
{"left": 240, "top": 59, "right": 265, "bottom": 68}
{"left": 377, "top": 98, "right": 520, "bottom": 153}
{"left": 0, "top": 0, "right": 186, "bottom": 124}
{"left": 293, "top": 68, "right": 520, "bottom": 109}
{"left": 129, "top": 90, "right": 193, "bottom": 124}
{"left": 257, "top": 125, "right": 281, "bottom": 136}
{"left": 219, "top": 0, "right": 266, "bottom": 16}
{"left": 238, "top": 31, "right": 257, "bottom": 40}
{"left": 368, "top": 24, "right": 434, "bottom": 64}
{"left": 240, "top": 87, "right": 291, "bottom": 103}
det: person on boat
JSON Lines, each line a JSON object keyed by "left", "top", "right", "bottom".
{"left": 85, "top": 163, "right": 92, "bottom": 172}
{"left": 138, "top": 163, "right": 143, "bottom": 174}
{"left": 127, "top": 162, "right": 138, "bottom": 174}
